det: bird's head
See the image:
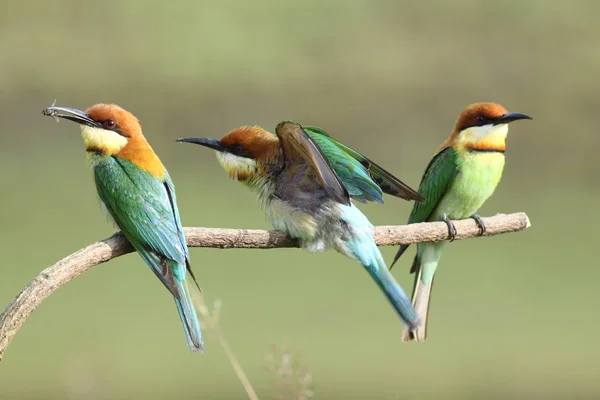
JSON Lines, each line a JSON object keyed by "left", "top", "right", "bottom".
{"left": 177, "top": 126, "right": 280, "bottom": 182}
{"left": 445, "top": 102, "right": 532, "bottom": 152}
{"left": 43, "top": 103, "right": 143, "bottom": 155}
{"left": 43, "top": 103, "right": 164, "bottom": 177}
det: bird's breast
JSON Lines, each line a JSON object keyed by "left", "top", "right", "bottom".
{"left": 265, "top": 198, "right": 319, "bottom": 240}
{"left": 435, "top": 151, "right": 505, "bottom": 220}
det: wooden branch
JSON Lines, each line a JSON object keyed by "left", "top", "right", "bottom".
{"left": 0, "top": 212, "right": 529, "bottom": 360}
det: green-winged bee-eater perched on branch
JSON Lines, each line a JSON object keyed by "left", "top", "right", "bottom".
{"left": 390, "top": 102, "right": 532, "bottom": 342}
{"left": 178, "top": 122, "right": 424, "bottom": 331}
{"left": 43, "top": 103, "right": 203, "bottom": 352}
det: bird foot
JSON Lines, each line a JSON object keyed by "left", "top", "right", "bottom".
{"left": 470, "top": 214, "right": 486, "bottom": 235}
{"left": 441, "top": 215, "right": 457, "bottom": 241}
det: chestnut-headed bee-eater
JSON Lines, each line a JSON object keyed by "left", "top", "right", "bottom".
{"left": 390, "top": 102, "right": 532, "bottom": 342}
{"left": 42, "top": 103, "right": 203, "bottom": 352}
{"left": 177, "top": 122, "right": 424, "bottom": 330}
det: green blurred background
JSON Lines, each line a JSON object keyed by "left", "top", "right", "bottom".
{"left": 1, "top": 1, "right": 597, "bottom": 399}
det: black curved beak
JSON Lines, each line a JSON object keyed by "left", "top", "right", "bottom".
{"left": 176, "top": 137, "right": 226, "bottom": 152}
{"left": 42, "top": 106, "right": 99, "bottom": 128}
{"left": 493, "top": 112, "right": 533, "bottom": 125}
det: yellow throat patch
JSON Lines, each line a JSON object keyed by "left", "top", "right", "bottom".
{"left": 216, "top": 151, "right": 258, "bottom": 181}
{"left": 81, "top": 125, "right": 128, "bottom": 155}
{"left": 456, "top": 123, "right": 508, "bottom": 152}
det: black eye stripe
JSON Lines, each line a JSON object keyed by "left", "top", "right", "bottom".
{"left": 460, "top": 115, "right": 493, "bottom": 131}
{"left": 226, "top": 143, "right": 253, "bottom": 158}
{"left": 475, "top": 115, "right": 491, "bottom": 124}
{"left": 98, "top": 119, "right": 127, "bottom": 136}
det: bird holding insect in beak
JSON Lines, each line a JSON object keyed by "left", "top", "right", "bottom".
{"left": 177, "top": 122, "right": 424, "bottom": 330}
{"left": 42, "top": 103, "right": 203, "bottom": 352}
{"left": 389, "top": 102, "right": 532, "bottom": 342}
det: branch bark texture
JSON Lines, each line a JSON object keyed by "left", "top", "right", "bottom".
{"left": 0, "top": 212, "right": 530, "bottom": 360}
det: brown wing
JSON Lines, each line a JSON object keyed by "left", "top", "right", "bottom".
{"left": 275, "top": 121, "right": 350, "bottom": 206}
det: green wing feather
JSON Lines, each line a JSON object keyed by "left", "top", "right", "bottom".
{"left": 93, "top": 157, "right": 191, "bottom": 294}
{"left": 304, "top": 126, "right": 383, "bottom": 203}
{"left": 305, "top": 126, "right": 424, "bottom": 202}
{"left": 407, "top": 147, "right": 459, "bottom": 224}
{"left": 390, "top": 147, "right": 459, "bottom": 267}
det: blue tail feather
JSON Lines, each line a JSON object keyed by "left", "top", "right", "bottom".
{"left": 341, "top": 205, "right": 419, "bottom": 329}
{"left": 355, "top": 241, "right": 420, "bottom": 330}
{"left": 365, "top": 255, "right": 420, "bottom": 330}
{"left": 135, "top": 251, "right": 203, "bottom": 352}
{"left": 173, "top": 279, "right": 204, "bottom": 352}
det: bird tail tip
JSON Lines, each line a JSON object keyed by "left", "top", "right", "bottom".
{"left": 402, "top": 269, "right": 433, "bottom": 343}
{"left": 174, "top": 280, "right": 204, "bottom": 353}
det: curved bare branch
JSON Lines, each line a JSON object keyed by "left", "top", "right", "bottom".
{"left": 0, "top": 212, "right": 530, "bottom": 360}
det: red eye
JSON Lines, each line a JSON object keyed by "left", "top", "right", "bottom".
{"left": 103, "top": 120, "right": 116, "bottom": 129}
{"left": 475, "top": 115, "right": 485, "bottom": 124}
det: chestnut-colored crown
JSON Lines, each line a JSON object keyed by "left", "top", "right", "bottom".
{"left": 86, "top": 104, "right": 142, "bottom": 138}
{"left": 220, "top": 126, "right": 279, "bottom": 160}
{"left": 454, "top": 102, "right": 508, "bottom": 132}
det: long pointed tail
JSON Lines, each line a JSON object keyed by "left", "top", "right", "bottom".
{"left": 365, "top": 257, "right": 420, "bottom": 330}
{"left": 401, "top": 255, "right": 434, "bottom": 342}
{"left": 350, "top": 239, "right": 420, "bottom": 329}
{"left": 173, "top": 279, "right": 204, "bottom": 352}
{"left": 341, "top": 204, "right": 419, "bottom": 330}
{"left": 401, "top": 242, "right": 443, "bottom": 342}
